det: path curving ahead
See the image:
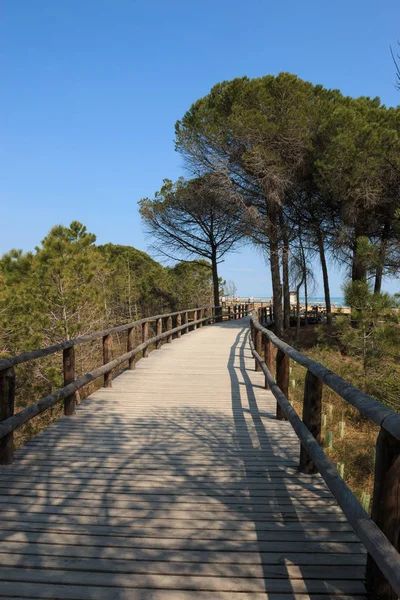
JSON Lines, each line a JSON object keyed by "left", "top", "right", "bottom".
{"left": 0, "top": 318, "right": 366, "bottom": 599}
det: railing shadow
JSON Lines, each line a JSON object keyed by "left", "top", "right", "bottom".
{"left": 0, "top": 319, "right": 366, "bottom": 597}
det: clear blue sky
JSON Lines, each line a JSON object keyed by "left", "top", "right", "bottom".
{"left": 2, "top": 0, "right": 399, "bottom": 296}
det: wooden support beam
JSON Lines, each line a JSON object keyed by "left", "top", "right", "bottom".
{"left": 63, "top": 347, "right": 76, "bottom": 416}
{"left": 127, "top": 327, "right": 136, "bottom": 369}
{"left": 367, "top": 428, "right": 400, "bottom": 600}
{"left": 183, "top": 311, "right": 189, "bottom": 334}
{"left": 299, "top": 370, "right": 323, "bottom": 474}
{"left": 255, "top": 329, "right": 262, "bottom": 372}
{"left": 0, "top": 367, "right": 15, "bottom": 464}
{"left": 166, "top": 316, "right": 173, "bottom": 342}
{"left": 142, "top": 322, "right": 149, "bottom": 357}
{"left": 198, "top": 309, "right": 203, "bottom": 328}
{"left": 102, "top": 334, "right": 112, "bottom": 388}
{"left": 156, "top": 318, "right": 162, "bottom": 349}
{"left": 176, "top": 313, "right": 182, "bottom": 337}
{"left": 276, "top": 349, "right": 289, "bottom": 420}
{"left": 262, "top": 333, "right": 270, "bottom": 390}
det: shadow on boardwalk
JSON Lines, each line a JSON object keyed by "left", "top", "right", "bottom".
{"left": 0, "top": 320, "right": 366, "bottom": 598}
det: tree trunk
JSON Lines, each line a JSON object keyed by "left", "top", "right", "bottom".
{"left": 374, "top": 221, "right": 390, "bottom": 294}
{"left": 295, "top": 279, "right": 303, "bottom": 342}
{"left": 280, "top": 212, "right": 290, "bottom": 331}
{"left": 299, "top": 233, "right": 308, "bottom": 326}
{"left": 316, "top": 230, "right": 332, "bottom": 325}
{"left": 304, "top": 269, "right": 308, "bottom": 326}
{"left": 351, "top": 229, "right": 367, "bottom": 328}
{"left": 268, "top": 203, "right": 283, "bottom": 337}
{"left": 211, "top": 250, "right": 221, "bottom": 321}
{"left": 352, "top": 228, "right": 367, "bottom": 283}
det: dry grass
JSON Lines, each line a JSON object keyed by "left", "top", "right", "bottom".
{"left": 12, "top": 320, "right": 187, "bottom": 450}
{"left": 284, "top": 325, "right": 381, "bottom": 511}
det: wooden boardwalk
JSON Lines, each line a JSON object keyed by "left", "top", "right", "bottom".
{"left": 0, "top": 318, "right": 367, "bottom": 599}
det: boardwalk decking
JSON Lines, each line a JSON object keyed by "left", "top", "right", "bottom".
{"left": 0, "top": 318, "right": 366, "bottom": 599}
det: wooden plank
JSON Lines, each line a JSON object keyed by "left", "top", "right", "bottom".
{"left": 0, "top": 542, "right": 367, "bottom": 564}
{"left": 0, "top": 521, "right": 360, "bottom": 542}
{"left": 0, "top": 568, "right": 367, "bottom": 594}
{"left": 0, "top": 318, "right": 368, "bottom": 599}
{"left": 0, "top": 582, "right": 368, "bottom": 600}
{"left": 0, "top": 511, "right": 354, "bottom": 530}
{"left": 0, "top": 530, "right": 365, "bottom": 553}
{"left": 0, "top": 554, "right": 367, "bottom": 579}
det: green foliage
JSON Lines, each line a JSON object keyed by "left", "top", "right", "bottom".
{"left": 0, "top": 221, "right": 217, "bottom": 417}
{"left": 97, "top": 243, "right": 175, "bottom": 320}
{"left": 175, "top": 72, "right": 400, "bottom": 332}
{"left": 335, "top": 281, "right": 399, "bottom": 380}
{"left": 139, "top": 173, "right": 244, "bottom": 306}
{"left": 166, "top": 260, "right": 214, "bottom": 308}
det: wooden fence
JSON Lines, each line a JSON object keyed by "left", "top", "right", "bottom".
{"left": 0, "top": 304, "right": 250, "bottom": 466}
{"left": 250, "top": 307, "right": 400, "bottom": 600}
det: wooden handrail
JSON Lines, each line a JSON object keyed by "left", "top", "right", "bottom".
{"left": 0, "top": 304, "right": 253, "bottom": 371}
{"left": 0, "top": 313, "right": 210, "bottom": 442}
{"left": 0, "top": 304, "right": 252, "bottom": 465}
{"left": 251, "top": 313, "right": 400, "bottom": 440}
{"left": 0, "top": 307, "right": 211, "bottom": 371}
{"left": 250, "top": 309, "right": 400, "bottom": 600}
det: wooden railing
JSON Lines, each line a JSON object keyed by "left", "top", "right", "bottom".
{"left": 0, "top": 304, "right": 251, "bottom": 466}
{"left": 250, "top": 308, "right": 400, "bottom": 600}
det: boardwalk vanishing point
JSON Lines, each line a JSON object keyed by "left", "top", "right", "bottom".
{"left": 0, "top": 317, "right": 368, "bottom": 599}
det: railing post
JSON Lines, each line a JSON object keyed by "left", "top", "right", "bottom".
{"left": 269, "top": 305, "right": 273, "bottom": 322}
{"left": 167, "top": 315, "right": 173, "bottom": 342}
{"left": 103, "top": 334, "right": 112, "bottom": 388}
{"left": 177, "top": 313, "right": 182, "bottom": 337}
{"left": 245, "top": 304, "right": 249, "bottom": 317}
{"left": 142, "top": 321, "right": 149, "bottom": 357}
{"left": 299, "top": 370, "right": 322, "bottom": 473}
{"left": 255, "top": 328, "right": 262, "bottom": 372}
{"left": 228, "top": 305, "right": 232, "bottom": 320}
{"left": 234, "top": 305, "right": 237, "bottom": 320}
{"left": 367, "top": 428, "right": 400, "bottom": 600}
{"left": 262, "top": 333, "right": 269, "bottom": 389}
{"left": 156, "top": 318, "right": 162, "bottom": 349}
{"left": 192, "top": 310, "right": 197, "bottom": 330}
{"left": 0, "top": 367, "right": 15, "bottom": 465}
{"left": 127, "top": 326, "right": 136, "bottom": 369}
{"left": 63, "top": 347, "right": 76, "bottom": 415}
{"left": 184, "top": 311, "right": 189, "bottom": 334}
{"left": 276, "top": 349, "right": 289, "bottom": 420}
{"left": 198, "top": 308, "right": 203, "bottom": 328}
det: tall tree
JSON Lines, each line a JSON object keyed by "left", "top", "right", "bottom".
{"left": 316, "top": 97, "right": 400, "bottom": 288}
{"left": 139, "top": 174, "right": 244, "bottom": 308}
{"left": 175, "top": 73, "right": 325, "bottom": 335}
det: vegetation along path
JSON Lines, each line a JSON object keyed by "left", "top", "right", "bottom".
{"left": 0, "top": 318, "right": 367, "bottom": 599}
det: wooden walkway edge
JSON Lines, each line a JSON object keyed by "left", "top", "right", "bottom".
{"left": 0, "top": 318, "right": 366, "bottom": 599}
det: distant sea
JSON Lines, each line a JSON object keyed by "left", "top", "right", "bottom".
{"left": 301, "top": 296, "right": 348, "bottom": 308}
